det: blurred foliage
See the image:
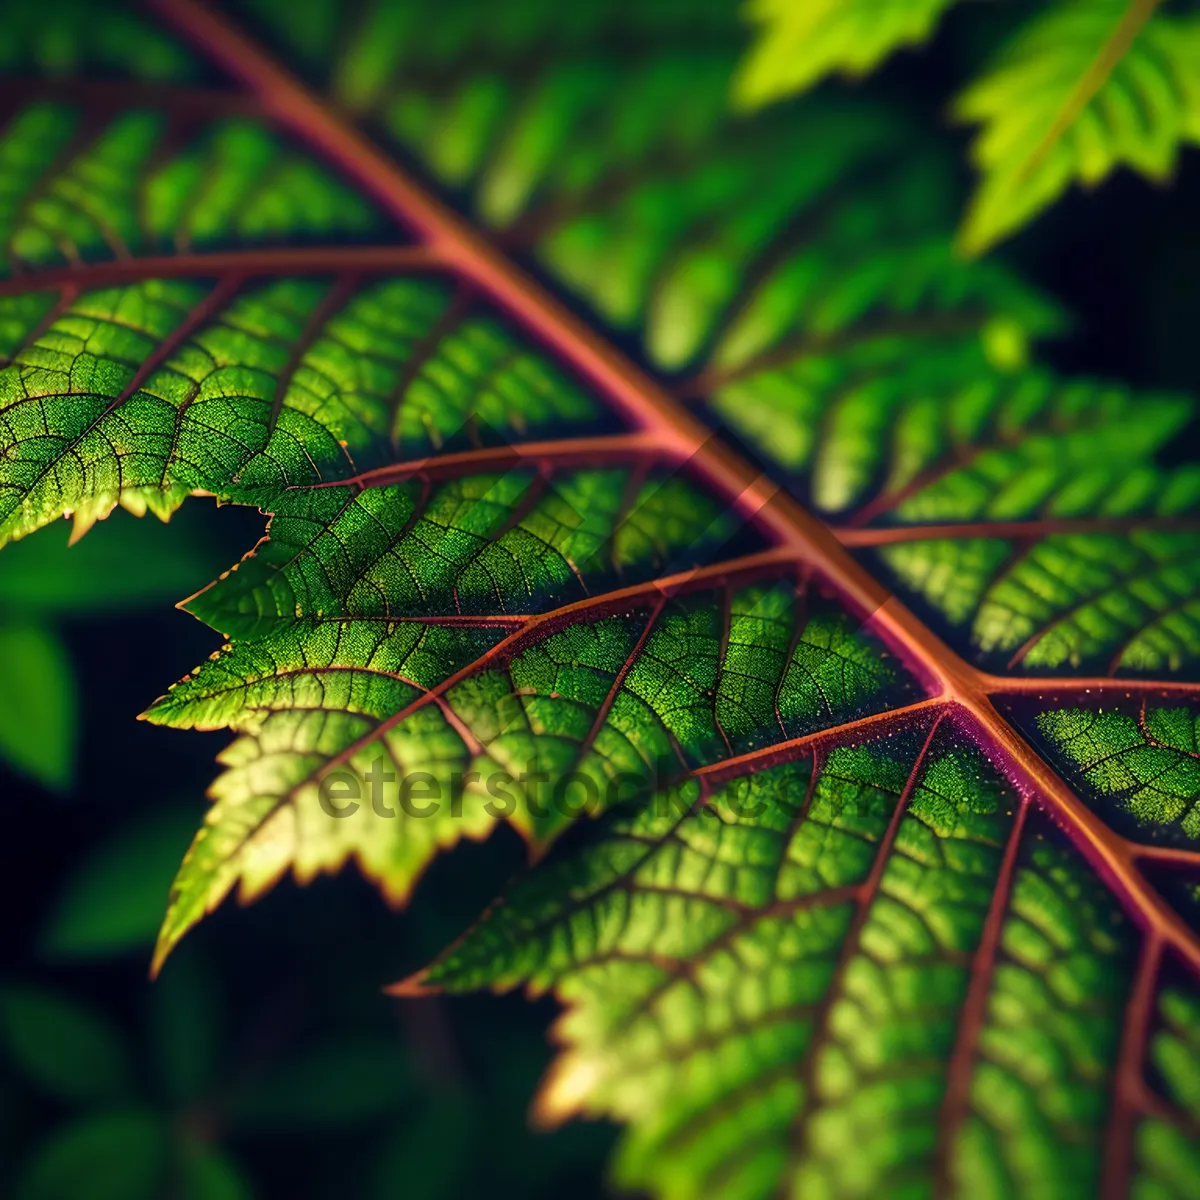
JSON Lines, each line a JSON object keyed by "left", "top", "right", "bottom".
{"left": 733, "top": 0, "right": 958, "bottom": 109}
{"left": 0, "top": 508, "right": 233, "bottom": 790}
{"left": 0, "top": 622, "right": 75, "bottom": 792}
{"left": 736, "top": 0, "right": 1200, "bottom": 253}
{"left": 0, "top": 508, "right": 236, "bottom": 796}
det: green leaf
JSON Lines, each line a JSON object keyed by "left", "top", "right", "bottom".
{"left": 146, "top": 570, "right": 915, "bottom": 971}
{"left": 712, "top": 362, "right": 1200, "bottom": 675}
{"left": 954, "top": 0, "right": 1200, "bottom": 254}
{"left": 949, "top": 834, "right": 1135, "bottom": 1196}
{"left": 1, "top": 2, "right": 1199, "bottom": 1195}
{"left": 180, "top": 467, "right": 702, "bottom": 639}
{"left": 0, "top": 985, "right": 133, "bottom": 1104}
{"left": 415, "top": 727, "right": 1138, "bottom": 1197}
{"left": 0, "top": 620, "right": 76, "bottom": 790}
{"left": 41, "top": 806, "right": 202, "bottom": 959}
{"left": 1136, "top": 987, "right": 1200, "bottom": 1196}
{"left": 732, "top": 0, "right": 960, "bottom": 110}
{"left": 14, "top": 1110, "right": 167, "bottom": 1200}
{"left": 1036, "top": 704, "right": 1200, "bottom": 843}
{"left": 0, "top": 277, "right": 600, "bottom": 547}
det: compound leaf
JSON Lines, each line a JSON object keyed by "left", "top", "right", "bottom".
{"left": 0, "top": 2, "right": 1198, "bottom": 1197}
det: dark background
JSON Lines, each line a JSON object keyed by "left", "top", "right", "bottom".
{"left": 3, "top": 5, "right": 1200, "bottom": 1196}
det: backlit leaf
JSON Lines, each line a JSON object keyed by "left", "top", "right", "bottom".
{"left": 0, "top": 1, "right": 1198, "bottom": 1196}
{"left": 1036, "top": 702, "right": 1200, "bottom": 844}
{"left": 413, "top": 729, "right": 1141, "bottom": 1198}
{"left": 0, "top": 277, "right": 604, "bottom": 546}
{"left": 732, "top": 0, "right": 961, "bottom": 111}
{"left": 145, "top": 570, "right": 915, "bottom": 971}
{"left": 955, "top": 0, "right": 1200, "bottom": 254}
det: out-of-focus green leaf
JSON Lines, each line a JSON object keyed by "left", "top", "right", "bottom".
{"left": 0, "top": 621, "right": 75, "bottom": 790}
{"left": 733, "top": 0, "right": 960, "bottom": 109}
{"left": 41, "top": 807, "right": 201, "bottom": 960}
{"left": 227, "top": 1035, "right": 414, "bottom": 1133}
{"left": 955, "top": 0, "right": 1200, "bottom": 254}
{"left": 0, "top": 508, "right": 223, "bottom": 617}
{"left": 148, "top": 950, "right": 223, "bottom": 1106}
{"left": 177, "top": 1143, "right": 253, "bottom": 1200}
{"left": 1036, "top": 703, "right": 1200, "bottom": 843}
{"left": 729, "top": 0, "right": 1200, "bottom": 250}
{"left": 367, "top": 1093, "right": 477, "bottom": 1200}
{"left": 14, "top": 1110, "right": 166, "bottom": 1200}
{"left": 303, "top": 6, "right": 1059, "bottom": 375}
{"left": 0, "top": 0, "right": 197, "bottom": 80}
{"left": 0, "top": 985, "right": 132, "bottom": 1104}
